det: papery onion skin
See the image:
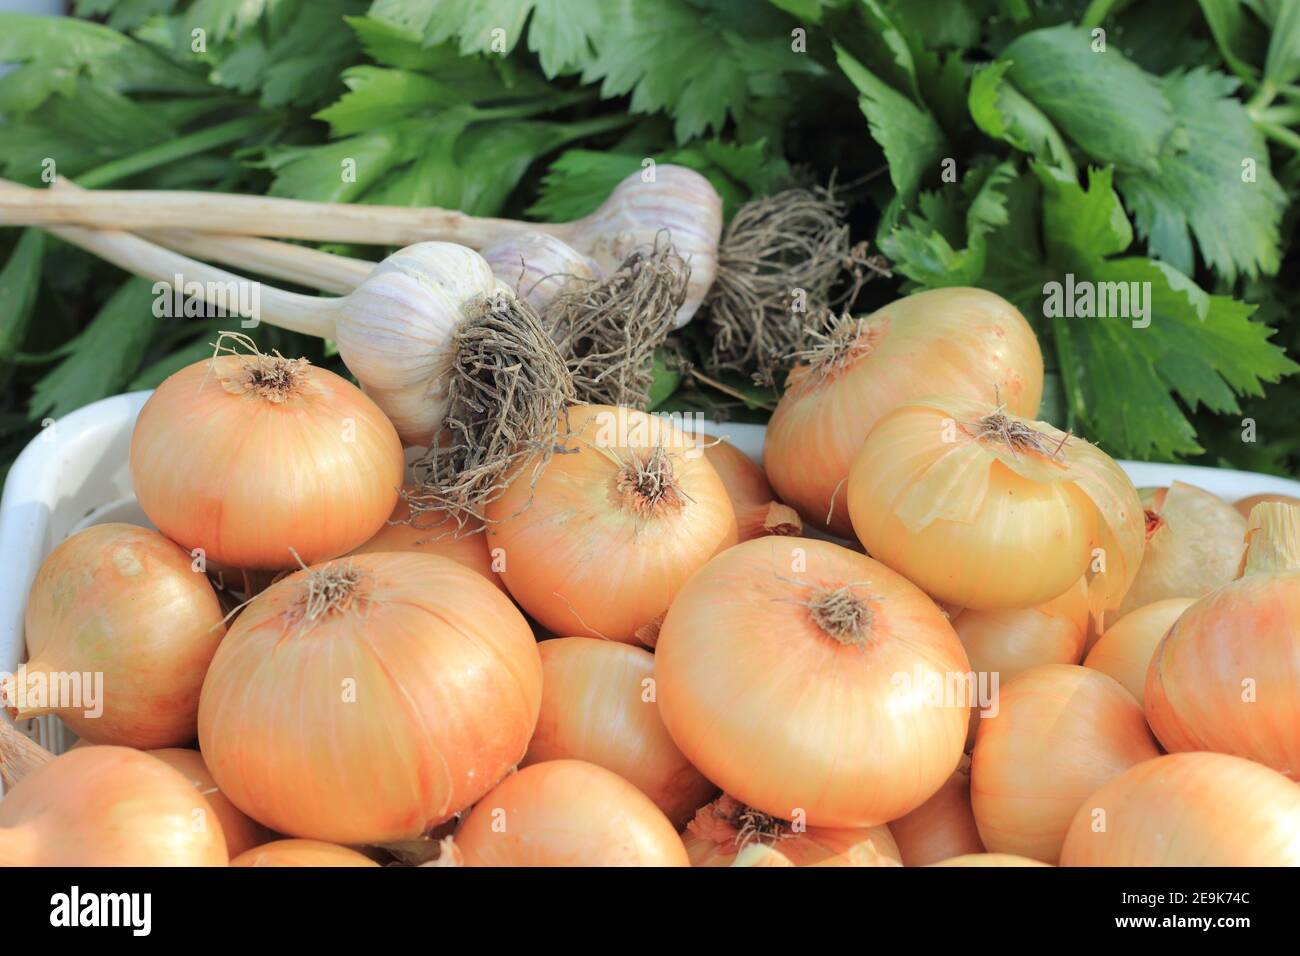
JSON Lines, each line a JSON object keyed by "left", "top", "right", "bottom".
{"left": 149, "top": 748, "right": 271, "bottom": 859}
{"left": 486, "top": 405, "right": 737, "bottom": 643}
{"left": 0, "top": 746, "right": 227, "bottom": 866}
{"left": 130, "top": 355, "right": 403, "bottom": 569}
{"left": 1061, "top": 753, "right": 1300, "bottom": 866}
{"left": 888, "top": 754, "right": 984, "bottom": 867}
{"left": 230, "top": 839, "right": 380, "bottom": 868}
{"left": 1235, "top": 492, "right": 1300, "bottom": 518}
{"left": 953, "top": 577, "right": 1089, "bottom": 746}
{"left": 455, "top": 760, "right": 689, "bottom": 867}
{"left": 4, "top": 523, "right": 225, "bottom": 748}
{"left": 692, "top": 433, "right": 802, "bottom": 540}
{"left": 929, "top": 853, "right": 1052, "bottom": 867}
{"left": 1114, "top": 483, "right": 1245, "bottom": 619}
{"left": 683, "top": 795, "right": 901, "bottom": 867}
{"left": 522, "top": 637, "right": 716, "bottom": 827}
{"left": 765, "top": 288, "right": 1043, "bottom": 536}
{"left": 847, "top": 397, "right": 1142, "bottom": 616}
{"left": 970, "top": 665, "right": 1160, "bottom": 863}
{"left": 1083, "top": 598, "right": 1194, "bottom": 708}
{"left": 198, "top": 552, "right": 542, "bottom": 844}
{"left": 656, "top": 536, "right": 970, "bottom": 828}
{"left": 348, "top": 486, "right": 505, "bottom": 592}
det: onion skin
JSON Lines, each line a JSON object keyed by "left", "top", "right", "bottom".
{"left": 198, "top": 552, "right": 542, "bottom": 844}
{"left": 348, "top": 487, "right": 505, "bottom": 592}
{"left": 149, "top": 748, "right": 271, "bottom": 859}
{"left": 970, "top": 665, "right": 1160, "bottom": 863}
{"left": 929, "top": 853, "right": 1052, "bottom": 867}
{"left": 1235, "top": 492, "right": 1300, "bottom": 518}
{"left": 1061, "top": 753, "right": 1300, "bottom": 866}
{"left": 656, "top": 536, "right": 970, "bottom": 828}
{"left": 522, "top": 638, "right": 716, "bottom": 828}
{"left": 888, "top": 755, "right": 984, "bottom": 867}
{"left": 683, "top": 795, "right": 901, "bottom": 867}
{"left": 693, "top": 433, "right": 801, "bottom": 540}
{"left": 455, "top": 760, "right": 690, "bottom": 867}
{"left": 0, "top": 746, "right": 227, "bottom": 866}
{"left": 1083, "top": 598, "right": 1194, "bottom": 708}
{"left": 953, "top": 577, "right": 1089, "bottom": 746}
{"left": 765, "top": 288, "right": 1043, "bottom": 536}
{"left": 5, "top": 523, "right": 225, "bottom": 748}
{"left": 486, "top": 405, "right": 737, "bottom": 643}
{"left": 130, "top": 355, "right": 403, "bottom": 569}
{"left": 230, "top": 839, "right": 379, "bottom": 868}
{"left": 1114, "top": 483, "right": 1245, "bottom": 619}
{"left": 848, "top": 397, "right": 1142, "bottom": 616}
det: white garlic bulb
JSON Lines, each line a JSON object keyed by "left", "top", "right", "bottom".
{"left": 480, "top": 232, "right": 603, "bottom": 311}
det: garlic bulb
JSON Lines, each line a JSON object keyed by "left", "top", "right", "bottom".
{"left": 480, "top": 232, "right": 603, "bottom": 311}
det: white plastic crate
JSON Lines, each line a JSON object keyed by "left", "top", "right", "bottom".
{"left": 3, "top": 391, "right": 1300, "bottom": 762}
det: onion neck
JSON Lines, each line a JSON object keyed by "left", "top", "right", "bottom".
{"left": 1241, "top": 503, "right": 1300, "bottom": 576}
{"left": 0, "top": 668, "right": 54, "bottom": 722}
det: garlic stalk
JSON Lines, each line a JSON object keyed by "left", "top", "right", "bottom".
{"left": 0, "top": 166, "right": 722, "bottom": 326}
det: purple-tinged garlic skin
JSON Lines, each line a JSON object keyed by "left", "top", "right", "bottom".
{"left": 481, "top": 232, "right": 603, "bottom": 312}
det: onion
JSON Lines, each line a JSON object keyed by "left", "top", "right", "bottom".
{"left": 1144, "top": 503, "right": 1300, "bottom": 778}
{"left": 1235, "top": 492, "right": 1300, "bottom": 518}
{"left": 848, "top": 396, "right": 1143, "bottom": 616}
{"left": 970, "top": 664, "right": 1160, "bottom": 863}
{"left": 131, "top": 340, "right": 403, "bottom": 569}
{"left": 929, "top": 853, "right": 1052, "bottom": 867}
{"left": 888, "top": 755, "right": 984, "bottom": 866}
{"left": 455, "top": 760, "right": 689, "bottom": 866}
{"left": 198, "top": 552, "right": 542, "bottom": 844}
{"left": 1083, "top": 598, "right": 1194, "bottom": 707}
{"left": 953, "top": 577, "right": 1089, "bottom": 745}
{"left": 230, "top": 839, "right": 380, "bottom": 868}
{"left": 1113, "top": 482, "right": 1245, "bottom": 619}
{"left": 522, "top": 637, "right": 715, "bottom": 827}
{"left": 0, "top": 744, "right": 227, "bottom": 865}
{"left": 691, "top": 432, "right": 801, "bottom": 540}
{"left": 148, "top": 748, "right": 270, "bottom": 859}
{"left": 1, "top": 523, "right": 225, "bottom": 748}
{"left": 348, "top": 486, "right": 504, "bottom": 592}
{"left": 1061, "top": 752, "right": 1300, "bottom": 866}
{"left": 682, "top": 794, "right": 901, "bottom": 867}
{"left": 729, "top": 844, "right": 797, "bottom": 867}
{"left": 656, "top": 536, "right": 970, "bottom": 827}
{"left": 765, "top": 288, "right": 1043, "bottom": 536}
{"left": 485, "top": 405, "right": 737, "bottom": 644}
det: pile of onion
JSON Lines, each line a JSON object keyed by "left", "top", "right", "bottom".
{"left": 848, "top": 396, "right": 1143, "bottom": 617}
{"left": 1061, "top": 753, "right": 1300, "bottom": 866}
{"left": 1144, "top": 502, "right": 1300, "bottom": 778}
{"left": 521, "top": 637, "right": 715, "bottom": 827}
{"left": 970, "top": 664, "right": 1159, "bottom": 863}
{"left": 656, "top": 536, "right": 970, "bottom": 827}
{"left": 682, "top": 794, "right": 902, "bottom": 867}
{"left": 764, "top": 287, "right": 1043, "bottom": 536}
{"left": 130, "top": 336, "right": 403, "bottom": 569}
{"left": 486, "top": 405, "right": 736, "bottom": 644}
{"left": 198, "top": 551, "right": 542, "bottom": 844}
{"left": 454, "top": 760, "right": 689, "bottom": 866}
{"left": 2, "top": 523, "right": 225, "bottom": 748}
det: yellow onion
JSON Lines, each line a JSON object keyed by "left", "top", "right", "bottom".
{"left": 130, "top": 342, "right": 403, "bottom": 569}
{"left": 486, "top": 405, "right": 737, "bottom": 643}
{"left": 1083, "top": 598, "right": 1194, "bottom": 707}
{"left": 2, "top": 523, "right": 225, "bottom": 748}
{"left": 682, "top": 794, "right": 901, "bottom": 867}
{"left": 198, "top": 552, "right": 543, "bottom": 844}
{"left": 691, "top": 432, "right": 801, "bottom": 540}
{"left": 148, "top": 748, "right": 270, "bottom": 859}
{"left": 1144, "top": 503, "right": 1300, "bottom": 778}
{"left": 952, "top": 577, "right": 1089, "bottom": 745}
{"left": 348, "top": 486, "right": 505, "bottom": 592}
{"left": 230, "top": 839, "right": 380, "bottom": 868}
{"left": 522, "top": 637, "right": 715, "bottom": 827}
{"left": 970, "top": 664, "right": 1159, "bottom": 863}
{"left": 1061, "top": 753, "right": 1300, "bottom": 866}
{"left": 887, "top": 755, "right": 984, "bottom": 866}
{"left": 929, "top": 853, "right": 1052, "bottom": 867}
{"left": 1113, "top": 482, "right": 1245, "bottom": 619}
{"left": 656, "top": 536, "right": 970, "bottom": 828}
{"left": 765, "top": 288, "right": 1043, "bottom": 536}
{"left": 848, "top": 396, "right": 1143, "bottom": 616}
